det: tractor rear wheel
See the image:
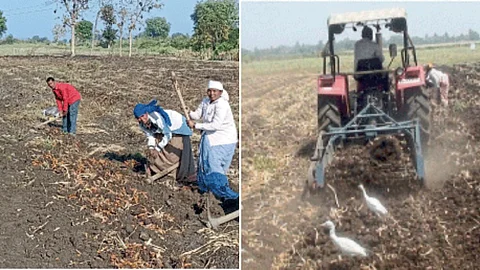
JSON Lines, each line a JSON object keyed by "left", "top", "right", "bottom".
{"left": 403, "top": 86, "right": 431, "bottom": 146}
{"left": 307, "top": 98, "right": 342, "bottom": 192}
{"left": 318, "top": 98, "right": 341, "bottom": 134}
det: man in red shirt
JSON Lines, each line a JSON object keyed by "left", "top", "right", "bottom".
{"left": 46, "top": 77, "right": 82, "bottom": 135}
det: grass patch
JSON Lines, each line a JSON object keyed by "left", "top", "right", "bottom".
{"left": 252, "top": 155, "right": 277, "bottom": 172}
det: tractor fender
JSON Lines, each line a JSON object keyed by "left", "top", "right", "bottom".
{"left": 395, "top": 66, "right": 427, "bottom": 109}
{"left": 318, "top": 74, "right": 350, "bottom": 119}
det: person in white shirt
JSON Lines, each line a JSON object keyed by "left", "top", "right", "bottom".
{"left": 187, "top": 80, "right": 239, "bottom": 201}
{"left": 354, "top": 26, "right": 384, "bottom": 72}
{"left": 134, "top": 100, "right": 196, "bottom": 183}
{"left": 425, "top": 63, "right": 450, "bottom": 107}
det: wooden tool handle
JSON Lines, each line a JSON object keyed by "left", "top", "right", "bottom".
{"left": 35, "top": 117, "right": 60, "bottom": 128}
{"left": 171, "top": 71, "right": 190, "bottom": 121}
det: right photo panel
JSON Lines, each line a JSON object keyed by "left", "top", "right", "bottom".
{"left": 241, "top": 1, "right": 480, "bottom": 269}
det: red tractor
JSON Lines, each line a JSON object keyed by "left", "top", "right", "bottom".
{"left": 308, "top": 8, "right": 430, "bottom": 188}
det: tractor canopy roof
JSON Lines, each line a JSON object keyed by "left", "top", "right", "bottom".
{"left": 327, "top": 8, "right": 407, "bottom": 36}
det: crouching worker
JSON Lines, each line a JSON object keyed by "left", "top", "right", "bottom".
{"left": 46, "top": 77, "right": 81, "bottom": 135}
{"left": 425, "top": 63, "right": 450, "bottom": 107}
{"left": 134, "top": 100, "right": 196, "bottom": 183}
{"left": 188, "top": 80, "right": 239, "bottom": 206}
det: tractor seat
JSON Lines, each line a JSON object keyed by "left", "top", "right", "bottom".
{"left": 354, "top": 58, "right": 388, "bottom": 90}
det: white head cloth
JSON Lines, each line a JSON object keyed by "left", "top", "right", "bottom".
{"left": 208, "top": 80, "right": 229, "bottom": 101}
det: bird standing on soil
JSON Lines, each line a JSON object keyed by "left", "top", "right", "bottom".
{"left": 321, "top": 220, "right": 369, "bottom": 257}
{"left": 358, "top": 184, "right": 388, "bottom": 217}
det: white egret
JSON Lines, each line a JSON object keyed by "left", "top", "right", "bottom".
{"left": 321, "top": 220, "right": 369, "bottom": 257}
{"left": 358, "top": 184, "right": 388, "bottom": 217}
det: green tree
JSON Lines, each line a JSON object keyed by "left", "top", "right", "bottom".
{"left": 468, "top": 29, "right": 480, "bottom": 41}
{"left": 91, "top": 0, "right": 113, "bottom": 52}
{"left": 102, "top": 25, "right": 117, "bottom": 48}
{"left": 170, "top": 32, "right": 190, "bottom": 49}
{"left": 191, "top": 0, "right": 238, "bottom": 52}
{"left": 0, "top": 11, "right": 6, "bottom": 38}
{"left": 3, "top": 34, "right": 15, "bottom": 44}
{"left": 75, "top": 20, "right": 93, "bottom": 43}
{"left": 144, "top": 17, "right": 170, "bottom": 38}
{"left": 100, "top": 4, "right": 117, "bottom": 48}
{"left": 29, "top": 35, "right": 49, "bottom": 44}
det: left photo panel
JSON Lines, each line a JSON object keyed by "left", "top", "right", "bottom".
{"left": 0, "top": 0, "right": 239, "bottom": 269}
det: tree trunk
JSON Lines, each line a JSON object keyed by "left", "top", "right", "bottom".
{"left": 119, "top": 29, "right": 123, "bottom": 56}
{"left": 129, "top": 30, "right": 133, "bottom": 57}
{"left": 71, "top": 23, "right": 76, "bottom": 57}
{"left": 90, "top": 10, "right": 101, "bottom": 55}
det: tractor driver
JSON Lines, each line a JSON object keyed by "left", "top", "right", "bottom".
{"left": 354, "top": 26, "right": 384, "bottom": 73}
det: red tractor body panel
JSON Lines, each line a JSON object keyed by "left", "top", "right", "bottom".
{"left": 395, "top": 66, "right": 426, "bottom": 109}
{"left": 318, "top": 74, "right": 351, "bottom": 119}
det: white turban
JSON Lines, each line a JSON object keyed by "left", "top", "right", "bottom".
{"left": 208, "top": 80, "right": 224, "bottom": 91}
{"left": 208, "top": 80, "right": 229, "bottom": 101}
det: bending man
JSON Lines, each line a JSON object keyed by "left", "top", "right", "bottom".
{"left": 134, "top": 100, "right": 196, "bottom": 183}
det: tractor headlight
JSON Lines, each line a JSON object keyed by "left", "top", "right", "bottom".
{"left": 395, "top": 67, "right": 404, "bottom": 77}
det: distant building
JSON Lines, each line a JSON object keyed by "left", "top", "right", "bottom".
{"left": 470, "top": 42, "right": 476, "bottom": 50}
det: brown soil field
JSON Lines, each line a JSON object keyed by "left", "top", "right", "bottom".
{"left": 241, "top": 63, "right": 480, "bottom": 269}
{"left": 0, "top": 55, "right": 239, "bottom": 268}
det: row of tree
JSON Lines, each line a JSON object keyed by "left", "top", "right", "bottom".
{"left": 243, "top": 29, "right": 480, "bottom": 61}
{"left": 59, "top": 16, "right": 173, "bottom": 48}
{"left": 0, "top": 0, "right": 238, "bottom": 58}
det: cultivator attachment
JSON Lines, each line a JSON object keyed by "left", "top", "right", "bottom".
{"left": 308, "top": 102, "right": 425, "bottom": 188}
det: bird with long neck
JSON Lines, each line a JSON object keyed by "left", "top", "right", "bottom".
{"left": 358, "top": 184, "right": 388, "bottom": 217}
{"left": 321, "top": 220, "right": 369, "bottom": 257}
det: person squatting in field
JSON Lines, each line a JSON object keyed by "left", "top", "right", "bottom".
{"left": 425, "top": 63, "right": 450, "bottom": 107}
{"left": 46, "top": 77, "right": 82, "bottom": 136}
{"left": 134, "top": 100, "right": 196, "bottom": 184}
{"left": 187, "top": 80, "right": 239, "bottom": 203}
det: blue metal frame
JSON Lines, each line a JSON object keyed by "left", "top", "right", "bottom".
{"left": 313, "top": 102, "right": 425, "bottom": 187}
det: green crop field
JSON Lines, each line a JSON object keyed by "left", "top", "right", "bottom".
{"left": 242, "top": 44, "right": 480, "bottom": 76}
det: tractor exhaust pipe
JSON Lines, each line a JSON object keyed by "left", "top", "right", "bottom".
{"left": 206, "top": 195, "right": 239, "bottom": 229}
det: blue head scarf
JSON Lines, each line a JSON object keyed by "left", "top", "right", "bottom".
{"left": 133, "top": 100, "right": 172, "bottom": 127}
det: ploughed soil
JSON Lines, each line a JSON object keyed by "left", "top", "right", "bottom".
{"left": 0, "top": 55, "right": 239, "bottom": 268}
{"left": 241, "top": 63, "right": 480, "bottom": 269}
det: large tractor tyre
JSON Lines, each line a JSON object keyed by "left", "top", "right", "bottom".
{"left": 318, "top": 98, "right": 341, "bottom": 134}
{"left": 307, "top": 98, "right": 341, "bottom": 194}
{"left": 403, "top": 86, "right": 431, "bottom": 146}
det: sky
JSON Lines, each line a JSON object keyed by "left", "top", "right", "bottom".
{"left": 241, "top": 1, "right": 480, "bottom": 50}
{"left": 0, "top": 0, "right": 197, "bottom": 40}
